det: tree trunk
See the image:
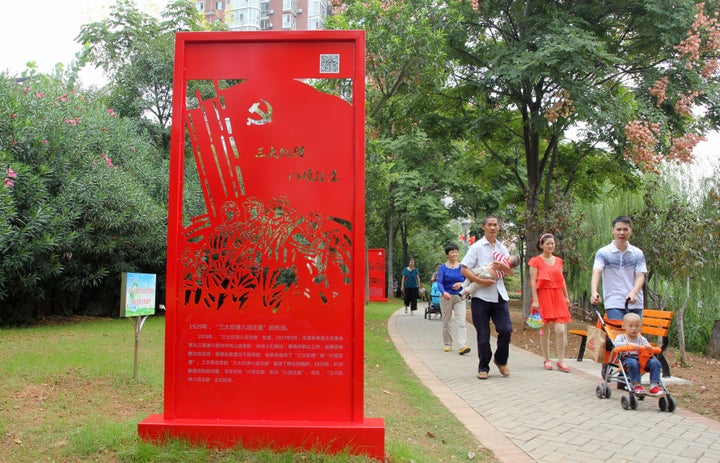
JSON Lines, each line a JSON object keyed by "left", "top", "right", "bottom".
{"left": 386, "top": 211, "right": 395, "bottom": 300}
{"left": 704, "top": 320, "right": 720, "bottom": 360}
{"left": 518, "top": 238, "right": 531, "bottom": 320}
{"left": 523, "top": 219, "right": 542, "bottom": 320}
{"left": 400, "top": 221, "right": 408, "bottom": 268}
{"left": 677, "top": 277, "right": 689, "bottom": 366}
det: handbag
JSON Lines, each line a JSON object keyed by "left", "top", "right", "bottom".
{"left": 585, "top": 324, "right": 607, "bottom": 363}
{"left": 526, "top": 310, "right": 544, "bottom": 329}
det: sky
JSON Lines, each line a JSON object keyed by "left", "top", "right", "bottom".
{"left": 1, "top": 0, "right": 717, "bottom": 178}
{"left": 0, "top": 0, "right": 169, "bottom": 87}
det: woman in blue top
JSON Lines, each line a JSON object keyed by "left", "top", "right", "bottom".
{"left": 437, "top": 243, "right": 471, "bottom": 355}
{"left": 401, "top": 258, "right": 421, "bottom": 314}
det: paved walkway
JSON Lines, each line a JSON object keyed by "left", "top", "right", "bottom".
{"left": 388, "top": 308, "right": 720, "bottom": 463}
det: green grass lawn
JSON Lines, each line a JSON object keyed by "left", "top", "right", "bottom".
{"left": 0, "top": 301, "right": 495, "bottom": 462}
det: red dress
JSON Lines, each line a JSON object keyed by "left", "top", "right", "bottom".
{"left": 528, "top": 255, "right": 572, "bottom": 324}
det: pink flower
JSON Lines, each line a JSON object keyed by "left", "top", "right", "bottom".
{"left": 58, "top": 94, "right": 68, "bottom": 102}
{"left": 669, "top": 133, "right": 704, "bottom": 163}
{"left": 35, "top": 92, "right": 46, "bottom": 98}
{"left": 4, "top": 167, "right": 16, "bottom": 187}
{"left": 107, "top": 108, "right": 116, "bottom": 117}
{"left": 42, "top": 139, "right": 48, "bottom": 144}
{"left": 623, "top": 121, "right": 662, "bottom": 173}
{"left": 649, "top": 77, "right": 669, "bottom": 107}
{"left": 102, "top": 153, "right": 113, "bottom": 167}
{"left": 64, "top": 117, "right": 81, "bottom": 126}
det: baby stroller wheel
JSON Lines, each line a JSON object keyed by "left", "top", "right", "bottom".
{"left": 630, "top": 395, "right": 638, "bottom": 409}
{"left": 659, "top": 396, "right": 676, "bottom": 412}
{"left": 621, "top": 395, "right": 637, "bottom": 410}
{"left": 596, "top": 383, "right": 610, "bottom": 399}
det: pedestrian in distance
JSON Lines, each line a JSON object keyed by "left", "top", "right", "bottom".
{"left": 528, "top": 233, "right": 572, "bottom": 373}
{"left": 461, "top": 215, "right": 515, "bottom": 380}
{"left": 436, "top": 243, "right": 471, "bottom": 355}
{"left": 590, "top": 215, "right": 647, "bottom": 320}
{"left": 401, "top": 258, "right": 421, "bottom": 314}
{"left": 430, "top": 263, "right": 441, "bottom": 283}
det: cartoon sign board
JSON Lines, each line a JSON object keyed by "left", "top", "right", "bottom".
{"left": 138, "top": 31, "right": 384, "bottom": 459}
{"left": 120, "top": 272, "right": 156, "bottom": 317}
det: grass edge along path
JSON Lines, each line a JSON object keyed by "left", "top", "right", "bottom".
{"left": 0, "top": 300, "right": 494, "bottom": 463}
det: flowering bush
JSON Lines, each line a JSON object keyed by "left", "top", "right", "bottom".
{"left": 629, "top": 3, "right": 718, "bottom": 173}
{"left": 0, "top": 71, "right": 169, "bottom": 323}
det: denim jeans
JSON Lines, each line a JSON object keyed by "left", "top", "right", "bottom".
{"left": 622, "top": 355, "right": 661, "bottom": 384}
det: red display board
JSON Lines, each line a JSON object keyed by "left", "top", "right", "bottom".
{"left": 138, "top": 31, "right": 384, "bottom": 460}
{"left": 368, "top": 249, "right": 387, "bottom": 302}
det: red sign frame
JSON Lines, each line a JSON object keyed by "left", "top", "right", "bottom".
{"left": 138, "top": 31, "right": 384, "bottom": 460}
{"left": 368, "top": 249, "right": 387, "bottom": 302}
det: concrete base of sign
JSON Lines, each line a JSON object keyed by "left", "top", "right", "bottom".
{"left": 138, "top": 415, "right": 385, "bottom": 461}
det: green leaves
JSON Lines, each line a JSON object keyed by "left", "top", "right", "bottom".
{"left": 76, "top": 0, "right": 208, "bottom": 147}
{"left": 0, "top": 71, "right": 168, "bottom": 322}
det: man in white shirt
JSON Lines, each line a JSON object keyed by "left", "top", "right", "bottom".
{"left": 461, "top": 215, "right": 514, "bottom": 380}
{"left": 590, "top": 215, "right": 647, "bottom": 320}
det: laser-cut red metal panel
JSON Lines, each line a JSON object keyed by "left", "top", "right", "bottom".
{"left": 139, "top": 31, "right": 384, "bottom": 460}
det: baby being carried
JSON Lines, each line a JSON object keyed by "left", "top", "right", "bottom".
{"left": 460, "top": 253, "right": 519, "bottom": 298}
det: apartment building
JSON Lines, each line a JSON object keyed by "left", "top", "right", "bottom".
{"left": 196, "top": 0, "right": 329, "bottom": 31}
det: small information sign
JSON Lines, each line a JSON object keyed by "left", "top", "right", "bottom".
{"left": 120, "top": 273, "right": 157, "bottom": 317}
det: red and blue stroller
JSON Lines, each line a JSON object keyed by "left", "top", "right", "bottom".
{"left": 424, "top": 281, "right": 441, "bottom": 319}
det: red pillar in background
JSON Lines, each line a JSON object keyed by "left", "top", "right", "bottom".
{"left": 368, "top": 249, "right": 387, "bottom": 302}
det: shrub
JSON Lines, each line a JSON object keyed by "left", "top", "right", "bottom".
{"left": 0, "top": 71, "right": 168, "bottom": 323}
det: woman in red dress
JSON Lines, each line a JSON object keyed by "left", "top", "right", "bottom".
{"left": 528, "top": 233, "right": 572, "bottom": 372}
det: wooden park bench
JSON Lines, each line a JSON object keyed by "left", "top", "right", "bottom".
{"left": 569, "top": 309, "right": 674, "bottom": 377}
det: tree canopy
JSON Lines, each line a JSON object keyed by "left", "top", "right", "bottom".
{"left": 75, "top": 0, "right": 217, "bottom": 150}
{"left": 442, "top": 0, "right": 719, "bottom": 247}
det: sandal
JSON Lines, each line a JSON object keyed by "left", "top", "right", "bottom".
{"left": 543, "top": 360, "right": 553, "bottom": 370}
{"left": 477, "top": 371, "right": 488, "bottom": 380}
{"left": 556, "top": 362, "right": 570, "bottom": 373}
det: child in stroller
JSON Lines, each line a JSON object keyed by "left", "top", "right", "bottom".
{"left": 613, "top": 312, "right": 663, "bottom": 396}
{"left": 425, "top": 281, "right": 442, "bottom": 319}
{"left": 596, "top": 311, "right": 676, "bottom": 412}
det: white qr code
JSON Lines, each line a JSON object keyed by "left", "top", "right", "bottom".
{"left": 319, "top": 54, "right": 340, "bottom": 74}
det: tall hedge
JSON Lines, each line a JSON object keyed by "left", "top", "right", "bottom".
{"left": 0, "top": 71, "right": 168, "bottom": 324}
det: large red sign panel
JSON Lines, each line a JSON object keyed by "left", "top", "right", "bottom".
{"left": 139, "top": 31, "right": 384, "bottom": 460}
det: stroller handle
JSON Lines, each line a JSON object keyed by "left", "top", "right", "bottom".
{"left": 613, "top": 344, "right": 661, "bottom": 355}
{"left": 593, "top": 297, "right": 632, "bottom": 327}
